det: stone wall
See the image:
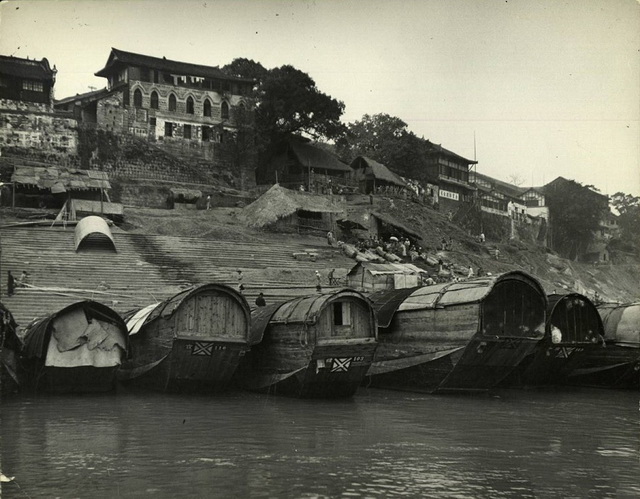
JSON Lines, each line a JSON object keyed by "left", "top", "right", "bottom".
{"left": 0, "top": 98, "right": 78, "bottom": 155}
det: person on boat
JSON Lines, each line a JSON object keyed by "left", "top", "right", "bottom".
{"left": 315, "top": 271, "right": 322, "bottom": 292}
{"left": 206, "top": 195, "right": 211, "bottom": 210}
{"left": 255, "top": 293, "right": 266, "bottom": 307}
{"left": 467, "top": 266, "right": 474, "bottom": 279}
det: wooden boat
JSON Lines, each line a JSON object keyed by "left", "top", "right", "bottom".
{"left": 239, "top": 289, "right": 378, "bottom": 398}
{"left": 504, "top": 293, "right": 606, "bottom": 386}
{"left": 366, "top": 271, "right": 547, "bottom": 393}
{"left": 1, "top": 302, "right": 21, "bottom": 397}
{"left": 118, "top": 283, "right": 251, "bottom": 392}
{"left": 21, "top": 300, "right": 128, "bottom": 393}
{"left": 567, "top": 302, "right": 639, "bottom": 389}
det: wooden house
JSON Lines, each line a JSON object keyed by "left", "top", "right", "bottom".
{"left": 366, "top": 271, "right": 547, "bottom": 393}
{"left": 118, "top": 283, "right": 251, "bottom": 392}
{"left": 567, "top": 302, "right": 639, "bottom": 389}
{"left": 256, "top": 138, "right": 352, "bottom": 190}
{"left": 346, "top": 262, "right": 426, "bottom": 292}
{"left": 239, "top": 289, "right": 378, "bottom": 398}
{"left": 504, "top": 293, "right": 605, "bottom": 387}
{"left": 0, "top": 55, "right": 56, "bottom": 105}
{"left": 349, "top": 156, "right": 408, "bottom": 194}
{"left": 243, "top": 183, "right": 343, "bottom": 235}
{"left": 20, "top": 301, "right": 128, "bottom": 393}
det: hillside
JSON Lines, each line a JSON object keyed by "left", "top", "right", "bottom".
{"left": 1, "top": 194, "right": 638, "bottom": 330}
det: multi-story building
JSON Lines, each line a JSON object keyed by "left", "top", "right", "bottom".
{"left": 0, "top": 54, "right": 77, "bottom": 155}
{"left": 57, "top": 48, "right": 253, "bottom": 145}
{"left": 0, "top": 55, "right": 57, "bottom": 106}
{"left": 422, "top": 142, "right": 477, "bottom": 212}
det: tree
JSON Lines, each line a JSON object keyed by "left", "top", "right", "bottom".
{"left": 222, "top": 60, "right": 346, "bottom": 149}
{"left": 545, "top": 179, "right": 608, "bottom": 260}
{"left": 336, "top": 113, "right": 434, "bottom": 182}
{"left": 610, "top": 192, "right": 640, "bottom": 251}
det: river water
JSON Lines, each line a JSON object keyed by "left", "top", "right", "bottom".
{"left": 1, "top": 387, "right": 638, "bottom": 498}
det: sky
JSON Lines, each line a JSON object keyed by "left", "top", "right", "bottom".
{"left": 1, "top": 0, "right": 638, "bottom": 196}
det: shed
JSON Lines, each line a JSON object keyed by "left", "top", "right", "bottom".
{"left": 74, "top": 216, "right": 116, "bottom": 252}
{"left": 347, "top": 262, "right": 426, "bottom": 292}
{"left": 350, "top": 156, "right": 408, "bottom": 194}
{"left": 10, "top": 164, "right": 111, "bottom": 212}
{"left": 243, "top": 184, "right": 343, "bottom": 234}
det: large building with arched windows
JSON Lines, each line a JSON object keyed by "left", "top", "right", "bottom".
{"left": 55, "top": 48, "right": 252, "bottom": 145}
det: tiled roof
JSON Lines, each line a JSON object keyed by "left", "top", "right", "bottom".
{"left": 95, "top": 48, "right": 252, "bottom": 83}
{"left": 427, "top": 141, "right": 477, "bottom": 165}
{"left": 0, "top": 55, "right": 55, "bottom": 80}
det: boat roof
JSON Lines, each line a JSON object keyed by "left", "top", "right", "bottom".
{"left": 597, "top": 302, "right": 640, "bottom": 346}
{"left": 249, "top": 288, "right": 373, "bottom": 345}
{"left": 22, "top": 300, "right": 127, "bottom": 359}
{"left": 371, "top": 271, "right": 546, "bottom": 328}
{"left": 123, "top": 283, "right": 250, "bottom": 334}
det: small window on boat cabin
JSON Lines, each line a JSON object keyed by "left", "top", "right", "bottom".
{"left": 333, "top": 302, "right": 351, "bottom": 326}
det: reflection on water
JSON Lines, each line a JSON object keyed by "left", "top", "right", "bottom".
{"left": 1, "top": 387, "right": 638, "bottom": 498}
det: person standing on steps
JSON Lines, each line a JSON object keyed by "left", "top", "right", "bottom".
{"left": 206, "top": 195, "right": 211, "bottom": 210}
{"left": 255, "top": 292, "right": 266, "bottom": 307}
{"left": 237, "top": 269, "right": 244, "bottom": 292}
{"left": 7, "top": 271, "right": 15, "bottom": 297}
{"left": 315, "top": 270, "right": 322, "bottom": 292}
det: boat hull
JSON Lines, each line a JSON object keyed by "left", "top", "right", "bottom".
{"left": 366, "top": 336, "right": 540, "bottom": 393}
{"left": 118, "top": 338, "right": 248, "bottom": 392}
{"left": 32, "top": 365, "right": 118, "bottom": 394}
{"left": 566, "top": 345, "right": 640, "bottom": 390}
{"left": 243, "top": 340, "right": 377, "bottom": 398}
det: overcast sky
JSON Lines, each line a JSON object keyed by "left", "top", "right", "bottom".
{"left": 1, "top": 0, "right": 638, "bottom": 196}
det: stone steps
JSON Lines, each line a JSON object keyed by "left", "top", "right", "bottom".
{"left": 1, "top": 225, "right": 356, "bottom": 329}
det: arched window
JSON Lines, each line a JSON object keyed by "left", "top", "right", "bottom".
{"left": 150, "top": 91, "right": 159, "bottom": 109}
{"left": 221, "top": 101, "right": 229, "bottom": 119}
{"left": 133, "top": 88, "right": 143, "bottom": 108}
{"left": 186, "top": 96, "right": 195, "bottom": 114}
{"left": 203, "top": 99, "right": 212, "bottom": 117}
{"left": 168, "top": 93, "right": 177, "bottom": 112}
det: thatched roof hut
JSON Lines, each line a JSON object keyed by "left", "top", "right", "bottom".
{"left": 243, "top": 184, "right": 344, "bottom": 231}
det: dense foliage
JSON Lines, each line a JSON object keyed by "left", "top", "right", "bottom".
{"left": 545, "top": 179, "right": 608, "bottom": 260}
{"left": 222, "top": 59, "right": 346, "bottom": 151}
{"left": 610, "top": 192, "right": 640, "bottom": 253}
{"left": 336, "top": 113, "right": 437, "bottom": 181}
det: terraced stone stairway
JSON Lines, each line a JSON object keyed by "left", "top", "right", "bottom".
{"left": 0, "top": 225, "right": 356, "bottom": 329}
